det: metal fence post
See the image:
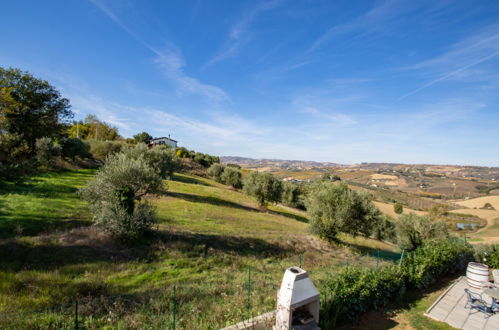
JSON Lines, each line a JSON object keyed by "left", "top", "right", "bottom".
{"left": 74, "top": 298, "right": 78, "bottom": 330}
{"left": 173, "top": 283, "right": 177, "bottom": 330}
{"left": 247, "top": 267, "right": 252, "bottom": 319}
{"left": 376, "top": 250, "right": 379, "bottom": 268}
{"left": 398, "top": 249, "right": 405, "bottom": 267}
{"left": 299, "top": 255, "right": 302, "bottom": 268}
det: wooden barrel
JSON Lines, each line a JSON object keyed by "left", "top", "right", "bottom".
{"left": 466, "top": 262, "right": 489, "bottom": 289}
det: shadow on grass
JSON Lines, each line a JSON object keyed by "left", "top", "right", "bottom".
{"left": 156, "top": 230, "right": 293, "bottom": 258}
{"left": 339, "top": 275, "right": 458, "bottom": 329}
{"left": 0, "top": 228, "right": 293, "bottom": 272}
{"left": 0, "top": 217, "right": 92, "bottom": 239}
{"left": 339, "top": 240, "right": 401, "bottom": 262}
{"left": 171, "top": 174, "right": 212, "bottom": 186}
{"left": 269, "top": 209, "right": 309, "bottom": 223}
{"left": 165, "top": 191, "right": 259, "bottom": 212}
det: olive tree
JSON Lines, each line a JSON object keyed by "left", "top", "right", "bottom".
{"left": 80, "top": 152, "right": 163, "bottom": 240}
{"left": 396, "top": 213, "right": 449, "bottom": 251}
{"left": 243, "top": 171, "right": 283, "bottom": 207}
{"left": 394, "top": 203, "right": 403, "bottom": 214}
{"left": 221, "top": 166, "right": 242, "bottom": 189}
{"left": 282, "top": 181, "right": 302, "bottom": 208}
{"left": 306, "top": 181, "right": 381, "bottom": 242}
{"left": 207, "top": 163, "right": 225, "bottom": 182}
{"left": 121, "top": 143, "right": 180, "bottom": 179}
{"left": 35, "top": 137, "right": 61, "bottom": 167}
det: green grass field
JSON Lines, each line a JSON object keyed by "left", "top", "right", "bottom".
{"left": 1, "top": 170, "right": 453, "bottom": 329}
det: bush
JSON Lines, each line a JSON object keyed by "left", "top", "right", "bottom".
{"left": 35, "top": 137, "right": 61, "bottom": 167}
{"left": 242, "top": 171, "right": 282, "bottom": 207}
{"left": 319, "top": 239, "right": 474, "bottom": 327}
{"left": 61, "top": 138, "right": 91, "bottom": 161}
{"left": 80, "top": 152, "right": 163, "bottom": 240}
{"left": 372, "top": 215, "right": 397, "bottom": 243}
{"left": 207, "top": 163, "right": 225, "bottom": 182}
{"left": 399, "top": 238, "right": 474, "bottom": 289}
{"left": 87, "top": 140, "right": 124, "bottom": 160}
{"left": 281, "top": 181, "right": 304, "bottom": 209}
{"left": 122, "top": 144, "right": 180, "bottom": 179}
{"left": 221, "top": 166, "right": 242, "bottom": 189}
{"left": 396, "top": 213, "right": 448, "bottom": 251}
{"left": 394, "top": 203, "right": 403, "bottom": 214}
{"left": 306, "top": 182, "right": 381, "bottom": 241}
{"left": 473, "top": 244, "right": 499, "bottom": 268}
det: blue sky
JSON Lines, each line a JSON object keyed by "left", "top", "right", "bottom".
{"left": 1, "top": 0, "right": 499, "bottom": 166}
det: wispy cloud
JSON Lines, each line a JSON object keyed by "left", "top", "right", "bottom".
{"left": 89, "top": 0, "right": 230, "bottom": 104}
{"left": 398, "top": 25, "right": 499, "bottom": 100}
{"left": 205, "top": 0, "right": 282, "bottom": 67}
{"left": 308, "top": 0, "right": 409, "bottom": 52}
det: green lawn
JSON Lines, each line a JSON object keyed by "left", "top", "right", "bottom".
{"left": 0, "top": 170, "right": 400, "bottom": 329}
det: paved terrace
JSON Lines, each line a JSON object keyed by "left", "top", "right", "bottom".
{"left": 425, "top": 277, "right": 498, "bottom": 330}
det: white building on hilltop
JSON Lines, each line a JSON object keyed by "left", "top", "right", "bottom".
{"left": 149, "top": 135, "right": 177, "bottom": 149}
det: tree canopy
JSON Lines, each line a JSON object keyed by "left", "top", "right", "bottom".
{"left": 0, "top": 67, "right": 73, "bottom": 155}
{"left": 68, "top": 114, "right": 121, "bottom": 141}
{"left": 243, "top": 171, "right": 283, "bottom": 206}
{"left": 306, "top": 181, "right": 381, "bottom": 241}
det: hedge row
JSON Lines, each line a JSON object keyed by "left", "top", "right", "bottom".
{"left": 319, "top": 239, "right": 474, "bottom": 327}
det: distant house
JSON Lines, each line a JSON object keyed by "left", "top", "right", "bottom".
{"left": 149, "top": 135, "right": 177, "bottom": 149}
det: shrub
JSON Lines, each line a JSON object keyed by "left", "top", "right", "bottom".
{"left": 80, "top": 152, "right": 163, "bottom": 240}
{"left": 133, "top": 131, "right": 152, "bottom": 144}
{"left": 396, "top": 213, "right": 448, "bottom": 251}
{"left": 319, "top": 239, "right": 474, "bottom": 327}
{"left": 221, "top": 166, "right": 242, "bottom": 189}
{"left": 281, "top": 181, "right": 303, "bottom": 208}
{"left": 399, "top": 238, "right": 474, "bottom": 289}
{"left": 306, "top": 182, "right": 381, "bottom": 241}
{"left": 394, "top": 202, "right": 403, "bottom": 214}
{"left": 87, "top": 140, "right": 124, "bottom": 160}
{"left": 481, "top": 202, "right": 495, "bottom": 210}
{"left": 35, "top": 137, "right": 61, "bottom": 167}
{"left": 122, "top": 143, "right": 180, "bottom": 179}
{"left": 207, "top": 163, "right": 225, "bottom": 182}
{"left": 60, "top": 137, "right": 91, "bottom": 161}
{"left": 372, "top": 215, "right": 397, "bottom": 243}
{"left": 473, "top": 244, "right": 499, "bottom": 268}
{"left": 242, "top": 171, "right": 283, "bottom": 207}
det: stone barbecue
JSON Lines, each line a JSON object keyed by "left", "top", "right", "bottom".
{"left": 274, "top": 267, "right": 320, "bottom": 330}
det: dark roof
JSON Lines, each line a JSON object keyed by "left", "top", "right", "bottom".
{"left": 150, "top": 136, "right": 178, "bottom": 143}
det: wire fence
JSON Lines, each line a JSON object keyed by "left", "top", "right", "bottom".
{"left": 0, "top": 250, "right": 407, "bottom": 329}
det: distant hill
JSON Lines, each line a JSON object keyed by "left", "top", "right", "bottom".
{"left": 220, "top": 156, "right": 344, "bottom": 170}
{"left": 221, "top": 156, "right": 499, "bottom": 180}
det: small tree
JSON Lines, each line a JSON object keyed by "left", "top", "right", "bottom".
{"left": 80, "top": 152, "right": 163, "bottom": 240}
{"left": 35, "top": 137, "right": 61, "bottom": 167}
{"left": 133, "top": 131, "right": 152, "bottom": 144}
{"left": 306, "top": 182, "right": 381, "bottom": 242}
{"left": 396, "top": 213, "right": 449, "bottom": 251}
{"left": 121, "top": 143, "right": 180, "bottom": 179}
{"left": 394, "top": 203, "right": 403, "bottom": 214}
{"left": 282, "top": 181, "right": 302, "bottom": 208}
{"left": 243, "top": 171, "right": 283, "bottom": 207}
{"left": 207, "top": 163, "right": 225, "bottom": 182}
{"left": 221, "top": 166, "right": 242, "bottom": 189}
{"left": 61, "top": 137, "right": 91, "bottom": 161}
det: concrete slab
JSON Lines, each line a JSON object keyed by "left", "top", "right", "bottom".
{"left": 425, "top": 277, "right": 499, "bottom": 330}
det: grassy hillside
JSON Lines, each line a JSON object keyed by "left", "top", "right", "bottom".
{"left": 0, "top": 170, "right": 400, "bottom": 328}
